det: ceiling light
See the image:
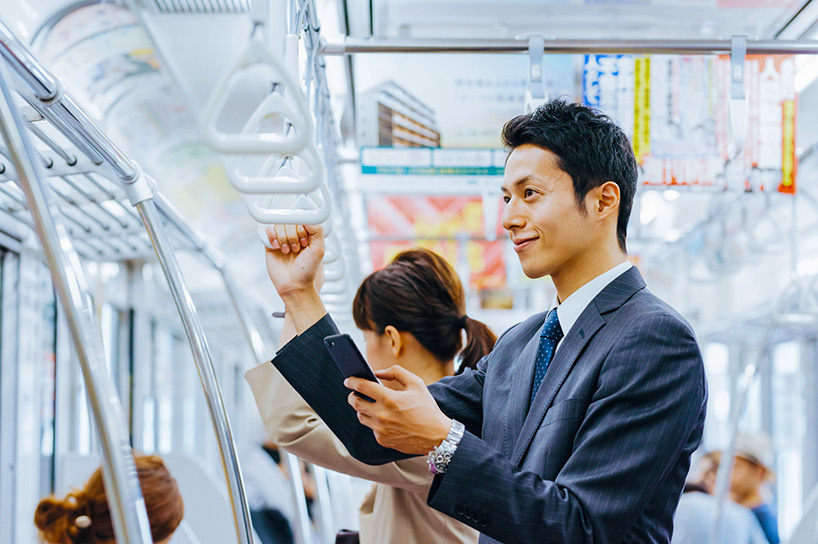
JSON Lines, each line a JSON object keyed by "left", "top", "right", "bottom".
{"left": 663, "top": 189, "right": 680, "bottom": 202}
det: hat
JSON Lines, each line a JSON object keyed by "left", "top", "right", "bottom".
{"left": 733, "top": 432, "right": 775, "bottom": 475}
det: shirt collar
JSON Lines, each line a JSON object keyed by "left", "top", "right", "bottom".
{"left": 548, "top": 261, "right": 632, "bottom": 338}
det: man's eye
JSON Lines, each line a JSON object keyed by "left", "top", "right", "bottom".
{"left": 524, "top": 188, "right": 536, "bottom": 198}
{"left": 502, "top": 196, "right": 510, "bottom": 204}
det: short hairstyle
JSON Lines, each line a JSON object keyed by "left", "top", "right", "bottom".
{"left": 501, "top": 99, "right": 638, "bottom": 252}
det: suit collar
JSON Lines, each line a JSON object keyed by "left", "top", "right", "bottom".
{"left": 592, "top": 266, "right": 646, "bottom": 314}
{"left": 509, "top": 266, "right": 647, "bottom": 465}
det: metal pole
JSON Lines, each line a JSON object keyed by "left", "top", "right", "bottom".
{"left": 280, "top": 452, "right": 315, "bottom": 544}
{"left": 135, "top": 198, "right": 255, "bottom": 544}
{"left": 0, "top": 60, "right": 152, "bottom": 544}
{"left": 0, "top": 19, "right": 138, "bottom": 180}
{"left": 216, "top": 263, "right": 316, "bottom": 544}
{"left": 320, "top": 37, "right": 818, "bottom": 56}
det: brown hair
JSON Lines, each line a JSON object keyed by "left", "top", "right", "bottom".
{"left": 34, "top": 455, "right": 183, "bottom": 544}
{"left": 353, "top": 248, "right": 497, "bottom": 372}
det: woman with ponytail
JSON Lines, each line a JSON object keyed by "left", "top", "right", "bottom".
{"left": 34, "top": 455, "right": 183, "bottom": 544}
{"left": 246, "top": 234, "right": 496, "bottom": 544}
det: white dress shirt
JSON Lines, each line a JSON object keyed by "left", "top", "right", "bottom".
{"left": 549, "top": 261, "right": 632, "bottom": 353}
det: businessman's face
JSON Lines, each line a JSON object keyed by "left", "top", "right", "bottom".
{"left": 501, "top": 144, "right": 596, "bottom": 280}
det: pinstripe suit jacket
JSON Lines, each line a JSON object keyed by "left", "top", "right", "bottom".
{"left": 272, "top": 267, "right": 707, "bottom": 544}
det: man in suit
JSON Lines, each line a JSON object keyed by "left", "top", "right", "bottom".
{"left": 264, "top": 99, "right": 707, "bottom": 543}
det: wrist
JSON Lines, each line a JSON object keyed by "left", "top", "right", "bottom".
{"left": 427, "top": 419, "right": 465, "bottom": 475}
{"left": 280, "top": 289, "right": 326, "bottom": 334}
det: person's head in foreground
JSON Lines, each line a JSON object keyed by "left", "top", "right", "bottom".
{"left": 34, "top": 454, "right": 184, "bottom": 544}
{"left": 501, "top": 99, "right": 637, "bottom": 285}
{"left": 352, "top": 247, "right": 496, "bottom": 380}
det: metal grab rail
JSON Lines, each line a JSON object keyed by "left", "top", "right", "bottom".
{"left": 0, "top": 19, "right": 256, "bottom": 544}
{"left": 319, "top": 37, "right": 818, "bottom": 56}
{"left": 217, "top": 265, "right": 316, "bottom": 544}
{"left": 0, "top": 61, "right": 153, "bottom": 544}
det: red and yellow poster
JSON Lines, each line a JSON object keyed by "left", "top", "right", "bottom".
{"left": 366, "top": 196, "right": 507, "bottom": 290}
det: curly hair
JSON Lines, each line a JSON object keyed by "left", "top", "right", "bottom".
{"left": 34, "top": 454, "right": 183, "bottom": 543}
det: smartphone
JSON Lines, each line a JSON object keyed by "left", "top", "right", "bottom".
{"left": 323, "top": 333, "right": 380, "bottom": 402}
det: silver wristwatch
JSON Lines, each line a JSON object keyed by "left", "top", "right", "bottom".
{"left": 427, "top": 420, "right": 465, "bottom": 475}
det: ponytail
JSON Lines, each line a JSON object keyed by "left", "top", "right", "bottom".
{"left": 458, "top": 317, "right": 498, "bottom": 373}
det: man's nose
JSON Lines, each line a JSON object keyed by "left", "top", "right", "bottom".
{"left": 501, "top": 199, "right": 524, "bottom": 231}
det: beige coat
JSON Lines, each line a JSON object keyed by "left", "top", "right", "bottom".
{"left": 245, "top": 361, "right": 478, "bottom": 544}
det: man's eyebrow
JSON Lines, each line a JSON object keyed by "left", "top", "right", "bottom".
{"left": 500, "top": 176, "right": 534, "bottom": 193}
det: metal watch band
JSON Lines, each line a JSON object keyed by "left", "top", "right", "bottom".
{"left": 427, "top": 420, "right": 466, "bottom": 475}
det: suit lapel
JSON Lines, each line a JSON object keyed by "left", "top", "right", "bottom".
{"left": 510, "top": 308, "right": 604, "bottom": 465}
{"left": 502, "top": 325, "right": 543, "bottom": 457}
{"left": 509, "top": 267, "right": 647, "bottom": 466}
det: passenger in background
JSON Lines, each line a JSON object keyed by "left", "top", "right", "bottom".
{"left": 246, "top": 247, "right": 493, "bottom": 544}
{"left": 34, "top": 454, "right": 183, "bottom": 544}
{"left": 719, "top": 433, "right": 780, "bottom": 544}
{"left": 672, "top": 452, "right": 767, "bottom": 544}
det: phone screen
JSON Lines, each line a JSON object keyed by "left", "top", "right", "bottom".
{"left": 323, "top": 333, "right": 379, "bottom": 402}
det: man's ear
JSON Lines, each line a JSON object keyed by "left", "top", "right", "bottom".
{"left": 594, "top": 181, "right": 621, "bottom": 219}
{"left": 383, "top": 325, "right": 403, "bottom": 357}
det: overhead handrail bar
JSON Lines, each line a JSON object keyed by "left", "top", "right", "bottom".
{"left": 0, "top": 59, "right": 153, "bottom": 544}
{"left": 320, "top": 37, "right": 818, "bottom": 56}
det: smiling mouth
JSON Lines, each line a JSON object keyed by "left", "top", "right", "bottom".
{"left": 513, "top": 238, "right": 537, "bottom": 252}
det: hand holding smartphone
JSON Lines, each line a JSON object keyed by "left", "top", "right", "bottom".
{"left": 323, "top": 333, "right": 380, "bottom": 402}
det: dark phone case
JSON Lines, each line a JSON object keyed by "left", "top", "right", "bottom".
{"left": 323, "top": 333, "right": 379, "bottom": 402}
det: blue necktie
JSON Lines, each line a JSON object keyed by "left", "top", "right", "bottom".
{"left": 531, "top": 309, "right": 563, "bottom": 405}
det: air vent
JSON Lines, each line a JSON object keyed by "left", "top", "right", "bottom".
{"left": 135, "top": 0, "right": 250, "bottom": 14}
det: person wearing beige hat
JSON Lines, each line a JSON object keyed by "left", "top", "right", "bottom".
{"left": 719, "top": 433, "right": 780, "bottom": 544}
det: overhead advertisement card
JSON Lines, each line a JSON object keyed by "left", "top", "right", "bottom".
{"left": 583, "top": 54, "right": 798, "bottom": 194}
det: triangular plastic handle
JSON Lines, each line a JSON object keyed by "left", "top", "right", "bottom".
{"left": 200, "top": 36, "right": 312, "bottom": 155}
{"left": 322, "top": 258, "right": 346, "bottom": 282}
{"left": 249, "top": 180, "right": 332, "bottom": 224}
{"left": 229, "top": 145, "right": 323, "bottom": 194}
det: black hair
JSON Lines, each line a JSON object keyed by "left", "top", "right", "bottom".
{"left": 353, "top": 248, "right": 496, "bottom": 372}
{"left": 501, "top": 98, "right": 638, "bottom": 252}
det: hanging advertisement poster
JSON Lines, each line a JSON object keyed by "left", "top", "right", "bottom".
{"left": 36, "top": 3, "right": 248, "bottom": 241}
{"left": 366, "top": 195, "right": 507, "bottom": 290}
{"left": 354, "top": 54, "right": 575, "bottom": 149}
{"left": 582, "top": 53, "right": 797, "bottom": 194}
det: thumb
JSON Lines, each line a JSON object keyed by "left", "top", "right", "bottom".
{"left": 374, "top": 366, "right": 422, "bottom": 388}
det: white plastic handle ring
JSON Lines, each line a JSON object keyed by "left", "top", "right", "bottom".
{"left": 249, "top": 181, "right": 332, "bottom": 224}
{"left": 200, "top": 37, "right": 312, "bottom": 155}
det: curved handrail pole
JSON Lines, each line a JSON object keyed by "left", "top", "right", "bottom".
{"left": 136, "top": 199, "right": 255, "bottom": 544}
{"left": 0, "top": 61, "right": 152, "bottom": 544}
{"left": 216, "top": 265, "right": 317, "bottom": 544}
{"left": 281, "top": 452, "right": 315, "bottom": 544}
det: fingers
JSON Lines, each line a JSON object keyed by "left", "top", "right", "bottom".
{"left": 265, "top": 224, "right": 323, "bottom": 254}
{"left": 345, "top": 377, "right": 389, "bottom": 402}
